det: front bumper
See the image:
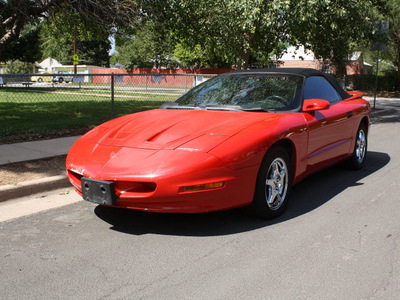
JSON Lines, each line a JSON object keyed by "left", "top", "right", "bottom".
{"left": 66, "top": 141, "right": 259, "bottom": 213}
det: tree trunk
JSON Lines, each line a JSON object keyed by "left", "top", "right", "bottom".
{"left": 242, "top": 48, "right": 251, "bottom": 70}
{"left": 334, "top": 60, "right": 347, "bottom": 76}
{"left": 0, "top": 16, "right": 25, "bottom": 61}
{"left": 236, "top": 58, "right": 243, "bottom": 70}
{"left": 0, "top": 44, "right": 4, "bottom": 61}
{"left": 398, "top": 39, "right": 400, "bottom": 88}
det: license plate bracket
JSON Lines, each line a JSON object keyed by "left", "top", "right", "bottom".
{"left": 81, "top": 177, "right": 116, "bottom": 205}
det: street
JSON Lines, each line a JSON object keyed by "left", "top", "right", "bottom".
{"left": 1, "top": 122, "right": 399, "bottom": 299}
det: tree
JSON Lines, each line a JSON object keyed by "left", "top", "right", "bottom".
{"left": 0, "top": 0, "right": 141, "bottom": 60}
{"left": 173, "top": 42, "right": 208, "bottom": 68}
{"left": 167, "top": 0, "right": 291, "bottom": 69}
{"left": 39, "top": 13, "right": 111, "bottom": 66}
{"left": 1, "top": 25, "right": 42, "bottom": 63}
{"left": 5, "top": 59, "right": 32, "bottom": 73}
{"left": 114, "top": 21, "right": 177, "bottom": 69}
{"left": 78, "top": 40, "right": 111, "bottom": 67}
{"left": 287, "top": 0, "right": 375, "bottom": 74}
{"left": 374, "top": 0, "right": 400, "bottom": 86}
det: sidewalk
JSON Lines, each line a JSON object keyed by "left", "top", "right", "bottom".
{"left": 0, "top": 136, "right": 80, "bottom": 202}
{"left": 0, "top": 136, "right": 80, "bottom": 166}
{"left": 364, "top": 96, "right": 400, "bottom": 109}
{"left": 365, "top": 97, "right": 400, "bottom": 123}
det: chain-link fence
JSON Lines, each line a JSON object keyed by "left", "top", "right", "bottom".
{"left": 0, "top": 73, "right": 216, "bottom": 143}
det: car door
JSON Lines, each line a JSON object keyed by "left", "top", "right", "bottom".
{"left": 303, "top": 76, "right": 356, "bottom": 171}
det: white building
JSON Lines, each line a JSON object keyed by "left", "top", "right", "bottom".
{"left": 37, "top": 57, "right": 63, "bottom": 73}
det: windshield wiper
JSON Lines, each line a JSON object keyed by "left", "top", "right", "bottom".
{"left": 161, "top": 103, "right": 242, "bottom": 111}
{"left": 203, "top": 105, "right": 243, "bottom": 111}
{"left": 160, "top": 102, "right": 272, "bottom": 112}
{"left": 160, "top": 102, "right": 202, "bottom": 110}
{"left": 204, "top": 104, "right": 272, "bottom": 112}
{"left": 241, "top": 107, "right": 272, "bottom": 112}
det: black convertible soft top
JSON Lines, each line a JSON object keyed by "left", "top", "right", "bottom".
{"left": 227, "top": 68, "right": 351, "bottom": 100}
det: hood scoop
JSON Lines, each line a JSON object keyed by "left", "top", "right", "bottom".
{"left": 146, "top": 121, "right": 189, "bottom": 143}
{"left": 92, "top": 109, "right": 269, "bottom": 150}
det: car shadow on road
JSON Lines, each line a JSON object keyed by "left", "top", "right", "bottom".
{"left": 94, "top": 151, "right": 390, "bottom": 236}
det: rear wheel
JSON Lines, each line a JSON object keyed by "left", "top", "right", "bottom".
{"left": 248, "top": 146, "right": 292, "bottom": 219}
{"left": 347, "top": 123, "right": 367, "bottom": 170}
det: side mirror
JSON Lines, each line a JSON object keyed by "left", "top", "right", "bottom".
{"left": 302, "top": 99, "right": 330, "bottom": 112}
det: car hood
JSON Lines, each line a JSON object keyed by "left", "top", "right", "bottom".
{"left": 81, "top": 109, "right": 281, "bottom": 152}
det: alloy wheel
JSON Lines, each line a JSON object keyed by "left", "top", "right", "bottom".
{"left": 265, "top": 158, "right": 288, "bottom": 210}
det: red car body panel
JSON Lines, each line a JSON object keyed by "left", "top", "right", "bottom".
{"left": 66, "top": 83, "right": 370, "bottom": 213}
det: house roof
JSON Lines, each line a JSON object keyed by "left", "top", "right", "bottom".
{"left": 279, "top": 46, "right": 316, "bottom": 61}
{"left": 348, "top": 52, "right": 362, "bottom": 61}
{"left": 37, "top": 57, "right": 62, "bottom": 68}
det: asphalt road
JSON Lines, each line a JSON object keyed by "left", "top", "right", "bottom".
{"left": 1, "top": 122, "right": 399, "bottom": 299}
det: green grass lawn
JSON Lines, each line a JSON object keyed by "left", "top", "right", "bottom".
{"left": 0, "top": 87, "right": 180, "bottom": 141}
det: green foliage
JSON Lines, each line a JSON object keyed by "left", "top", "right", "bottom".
{"left": 1, "top": 0, "right": 398, "bottom": 80}
{"left": 173, "top": 42, "right": 232, "bottom": 68}
{"left": 109, "top": 53, "right": 119, "bottom": 66}
{"left": 167, "top": 0, "right": 291, "bottom": 69}
{"left": 114, "top": 21, "right": 177, "bottom": 69}
{"left": 287, "top": 0, "right": 375, "bottom": 73}
{"left": 39, "top": 15, "right": 111, "bottom": 66}
{"left": 373, "top": 0, "right": 400, "bottom": 85}
{"left": 173, "top": 43, "right": 207, "bottom": 68}
{"left": 5, "top": 60, "right": 32, "bottom": 74}
{"left": 362, "top": 49, "right": 397, "bottom": 75}
{"left": 40, "top": 22, "right": 73, "bottom": 64}
{"left": 0, "top": 0, "right": 140, "bottom": 61}
{"left": 1, "top": 26, "right": 42, "bottom": 63}
{"left": 350, "top": 72, "right": 399, "bottom": 91}
{"left": 78, "top": 41, "right": 111, "bottom": 67}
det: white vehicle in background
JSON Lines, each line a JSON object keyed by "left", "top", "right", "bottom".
{"left": 53, "top": 71, "right": 74, "bottom": 83}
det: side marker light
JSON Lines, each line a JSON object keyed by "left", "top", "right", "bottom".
{"left": 179, "top": 181, "right": 225, "bottom": 193}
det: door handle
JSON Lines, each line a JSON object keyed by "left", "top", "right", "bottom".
{"left": 347, "top": 112, "right": 353, "bottom": 118}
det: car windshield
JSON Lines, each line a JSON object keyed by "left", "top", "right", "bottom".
{"left": 175, "top": 73, "right": 304, "bottom": 111}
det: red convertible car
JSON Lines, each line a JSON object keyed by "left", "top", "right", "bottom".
{"left": 66, "top": 68, "right": 370, "bottom": 219}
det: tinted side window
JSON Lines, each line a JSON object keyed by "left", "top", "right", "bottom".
{"left": 303, "top": 76, "right": 342, "bottom": 103}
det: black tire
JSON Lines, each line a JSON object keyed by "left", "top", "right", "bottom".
{"left": 347, "top": 122, "right": 367, "bottom": 170}
{"left": 58, "top": 77, "right": 63, "bottom": 83}
{"left": 38, "top": 78, "right": 43, "bottom": 83}
{"left": 247, "top": 146, "right": 293, "bottom": 219}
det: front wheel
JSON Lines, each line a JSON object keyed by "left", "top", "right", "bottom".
{"left": 346, "top": 123, "right": 367, "bottom": 170}
{"left": 247, "top": 146, "right": 292, "bottom": 219}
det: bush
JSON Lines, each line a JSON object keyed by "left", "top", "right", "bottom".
{"left": 5, "top": 60, "right": 32, "bottom": 74}
{"left": 349, "top": 72, "right": 399, "bottom": 92}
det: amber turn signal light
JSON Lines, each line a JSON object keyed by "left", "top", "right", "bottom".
{"left": 179, "top": 181, "right": 225, "bottom": 193}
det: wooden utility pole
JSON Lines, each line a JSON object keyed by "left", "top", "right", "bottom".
{"left": 73, "top": 27, "right": 77, "bottom": 74}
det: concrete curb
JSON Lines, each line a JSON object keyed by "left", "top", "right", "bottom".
{"left": 0, "top": 175, "right": 71, "bottom": 203}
